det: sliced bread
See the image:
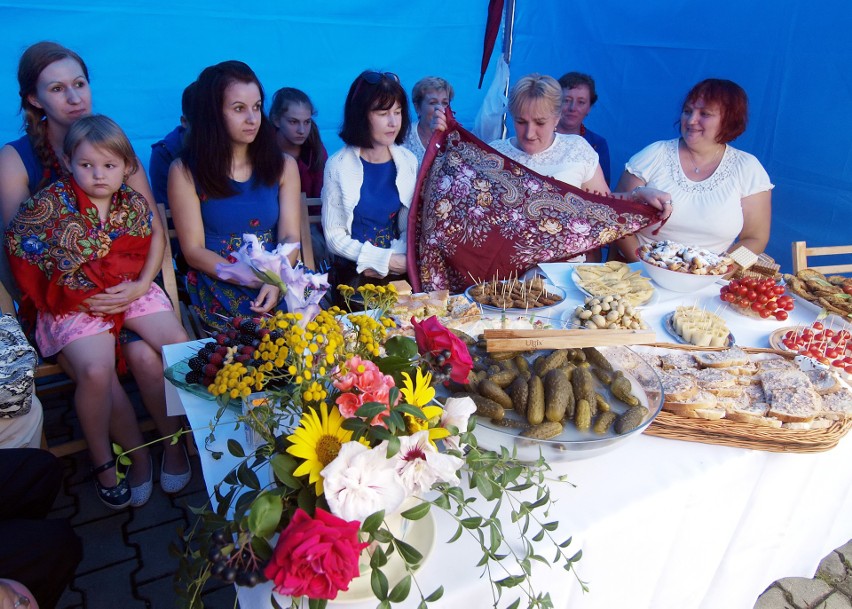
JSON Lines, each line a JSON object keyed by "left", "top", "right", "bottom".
{"left": 693, "top": 346, "right": 749, "bottom": 369}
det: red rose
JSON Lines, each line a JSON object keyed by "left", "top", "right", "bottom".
{"left": 411, "top": 316, "right": 474, "bottom": 383}
{"left": 264, "top": 507, "right": 368, "bottom": 600}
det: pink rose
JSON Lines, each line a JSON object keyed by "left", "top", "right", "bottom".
{"left": 411, "top": 316, "right": 474, "bottom": 383}
{"left": 336, "top": 393, "right": 363, "bottom": 419}
{"left": 264, "top": 508, "right": 368, "bottom": 600}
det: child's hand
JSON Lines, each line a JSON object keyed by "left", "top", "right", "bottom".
{"left": 85, "top": 280, "right": 149, "bottom": 314}
{"left": 250, "top": 284, "right": 280, "bottom": 313}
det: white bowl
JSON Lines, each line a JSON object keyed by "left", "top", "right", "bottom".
{"left": 638, "top": 258, "right": 724, "bottom": 293}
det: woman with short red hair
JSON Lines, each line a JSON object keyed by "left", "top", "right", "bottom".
{"left": 615, "top": 78, "right": 772, "bottom": 258}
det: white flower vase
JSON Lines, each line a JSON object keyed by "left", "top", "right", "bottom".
{"left": 357, "top": 496, "right": 419, "bottom": 573}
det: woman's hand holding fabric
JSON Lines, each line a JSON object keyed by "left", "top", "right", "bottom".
{"left": 250, "top": 284, "right": 280, "bottom": 313}
{"left": 632, "top": 186, "right": 674, "bottom": 220}
{"left": 430, "top": 107, "right": 448, "bottom": 133}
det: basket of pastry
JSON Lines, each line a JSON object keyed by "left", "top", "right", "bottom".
{"left": 633, "top": 344, "right": 852, "bottom": 452}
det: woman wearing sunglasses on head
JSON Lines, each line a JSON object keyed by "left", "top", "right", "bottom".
{"left": 322, "top": 70, "right": 417, "bottom": 292}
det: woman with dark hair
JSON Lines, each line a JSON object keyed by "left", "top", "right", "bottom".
{"left": 615, "top": 78, "right": 772, "bottom": 259}
{"left": 0, "top": 41, "right": 191, "bottom": 504}
{"left": 322, "top": 70, "right": 417, "bottom": 287}
{"left": 269, "top": 87, "right": 328, "bottom": 199}
{"left": 168, "top": 61, "right": 301, "bottom": 331}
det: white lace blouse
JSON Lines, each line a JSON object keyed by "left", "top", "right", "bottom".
{"left": 626, "top": 139, "right": 773, "bottom": 253}
{"left": 488, "top": 133, "right": 598, "bottom": 188}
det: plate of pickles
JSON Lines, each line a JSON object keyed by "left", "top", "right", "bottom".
{"left": 456, "top": 345, "right": 664, "bottom": 462}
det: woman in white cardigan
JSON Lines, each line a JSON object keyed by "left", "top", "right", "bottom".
{"left": 322, "top": 71, "right": 418, "bottom": 291}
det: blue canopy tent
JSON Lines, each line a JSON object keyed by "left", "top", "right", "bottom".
{"left": 1, "top": 0, "right": 850, "bottom": 271}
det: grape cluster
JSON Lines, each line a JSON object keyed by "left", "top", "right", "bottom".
{"left": 424, "top": 349, "right": 455, "bottom": 378}
{"left": 184, "top": 317, "right": 282, "bottom": 386}
{"left": 206, "top": 529, "right": 266, "bottom": 587}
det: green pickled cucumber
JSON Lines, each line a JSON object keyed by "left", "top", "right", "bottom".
{"left": 574, "top": 398, "right": 592, "bottom": 431}
{"left": 544, "top": 369, "right": 572, "bottom": 422}
{"left": 611, "top": 374, "right": 640, "bottom": 407}
{"left": 488, "top": 369, "right": 518, "bottom": 388}
{"left": 450, "top": 329, "right": 476, "bottom": 346}
{"left": 521, "top": 421, "right": 563, "bottom": 440}
{"left": 468, "top": 393, "right": 506, "bottom": 422}
{"left": 489, "top": 350, "right": 519, "bottom": 361}
{"left": 526, "top": 376, "right": 545, "bottom": 425}
{"left": 582, "top": 347, "right": 613, "bottom": 373}
{"left": 537, "top": 350, "right": 569, "bottom": 376}
{"left": 478, "top": 379, "right": 513, "bottom": 410}
{"left": 592, "top": 367, "right": 613, "bottom": 386}
{"left": 572, "top": 367, "right": 595, "bottom": 406}
{"left": 513, "top": 355, "right": 530, "bottom": 375}
{"left": 509, "top": 376, "right": 529, "bottom": 416}
{"left": 615, "top": 406, "right": 648, "bottom": 434}
{"left": 593, "top": 411, "right": 617, "bottom": 435}
{"left": 595, "top": 392, "right": 611, "bottom": 413}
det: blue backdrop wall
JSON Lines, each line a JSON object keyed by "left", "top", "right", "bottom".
{"left": 1, "top": 1, "right": 849, "bottom": 272}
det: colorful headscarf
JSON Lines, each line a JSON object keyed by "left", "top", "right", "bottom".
{"left": 5, "top": 177, "right": 153, "bottom": 343}
{"left": 406, "top": 109, "right": 663, "bottom": 293}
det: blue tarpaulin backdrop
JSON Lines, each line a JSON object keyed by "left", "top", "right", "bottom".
{"left": 1, "top": 1, "right": 849, "bottom": 271}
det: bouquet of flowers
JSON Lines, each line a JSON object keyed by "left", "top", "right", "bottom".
{"left": 173, "top": 285, "right": 584, "bottom": 609}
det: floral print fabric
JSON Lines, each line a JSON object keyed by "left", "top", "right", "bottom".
{"left": 407, "top": 112, "right": 662, "bottom": 293}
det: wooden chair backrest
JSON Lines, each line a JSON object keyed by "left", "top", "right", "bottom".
{"left": 792, "top": 241, "right": 852, "bottom": 275}
{"left": 156, "top": 203, "right": 182, "bottom": 320}
{"left": 299, "top": 193, "right": 323, "bottom": 270}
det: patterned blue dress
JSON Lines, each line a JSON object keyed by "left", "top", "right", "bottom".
{"left": 186, "top": 175, "right": 284, "bottom": 331}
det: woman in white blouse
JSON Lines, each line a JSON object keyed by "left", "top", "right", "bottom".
{"left": 615, "top": 78, "right": 773, "bottom": 259}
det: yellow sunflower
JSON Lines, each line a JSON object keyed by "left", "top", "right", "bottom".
{"left": 400, "top": 369, "right": 436, "bottom": 407}
{"left": 287, "top": 402, "right": 359, "bottom": 495}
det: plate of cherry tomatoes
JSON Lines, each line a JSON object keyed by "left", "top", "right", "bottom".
{"left": 719, "top": 276, "right": 795, "bottom": 321}
{"left": 770, "top": 321, "right": 852, "bottom": 374}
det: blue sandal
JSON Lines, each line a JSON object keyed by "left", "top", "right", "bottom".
{"left": 92, "top": 459, "right": 131, "bottom": 510}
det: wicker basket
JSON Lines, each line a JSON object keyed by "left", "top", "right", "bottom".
{"left": 639, "top": 343, "right": 852, "bottom": 453}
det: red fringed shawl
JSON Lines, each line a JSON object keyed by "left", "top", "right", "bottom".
{"left": 5, "top": 177, "right": 153, "bottom": 344}
{"left": 406, "top": 109, "right": 664, "bottom": 293}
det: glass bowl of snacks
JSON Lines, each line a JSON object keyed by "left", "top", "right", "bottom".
{"left": 637, "top": 241, "right": 731, "bottom": 293}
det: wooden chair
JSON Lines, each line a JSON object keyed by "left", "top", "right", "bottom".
{"left": 792, "top": 241, "right": 852, "bottom": 275}
{"left": 157, "top": 203, "right": 202, "bottom": 339}
{"left": 299, "top": 193, "right": 323, "bottom": 270}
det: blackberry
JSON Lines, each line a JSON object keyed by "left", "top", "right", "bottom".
{"left": 198, "top": 344, "right": 215, "bottom": 357}
{"left": 269, "top": 330, "right": 283, "bottom": 342}
{"left": 237, "top": 333, "right": 255, "bottom": 346}
{"left": 185, "top": 370, "right": 202, "bottom": 385}
{"left": 240, "top": 321, "right": 260, "bottom": 335}
{"left": 188, "top": 357, "right": 204, "bottom": 372}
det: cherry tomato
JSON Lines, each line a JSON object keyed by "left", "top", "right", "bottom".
{"left": 783, "top": 301, "right": 795, "bottom": 311}
{"left": 846, "top": 365, "right": 852, "bottom": 374}
{"left": 773, "top": 285, "right": 786, "bottom": 296}
{"left": 774, "top": 310, "right": 789, "bottom": 321}
{"left": 759, "top": 309, "right": 772, "bottom": 319}
{"left": 826, "top": 348, "right": 840, "bottom": 359}
{"left": 832, "top": 359, "right": 845, "bottom": 367}
{"left": 813, "top": 322, "right": 824, "bottom": 330}
{"left": 843, "top": 285, "right": 852, "bottom": 296}
{"left": 751, "top": 302, "right": 764, "bottom": 312}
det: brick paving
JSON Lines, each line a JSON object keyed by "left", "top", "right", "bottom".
{"left": 37, "top": 384, "right": 851, "bottom": 609}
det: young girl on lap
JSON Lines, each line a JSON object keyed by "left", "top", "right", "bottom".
{"left": 5, "top": 115, "right": 189, "bottom": 509}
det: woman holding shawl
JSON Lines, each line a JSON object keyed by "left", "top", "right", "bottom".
{"left": 169, "top": 61, "right": 301, "bottom": 331}
{"left": 5, "top": 116, "right": 189, "bottom": 509}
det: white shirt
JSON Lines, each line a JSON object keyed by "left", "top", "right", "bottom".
{"left": 488, "top": 133, "right": 598, "bottom": 188}
{"left": 402, "top": 124, "right": 426, "bottom": 165}
{"left": 627, "top": 139, "right": 773, "bottom": 253}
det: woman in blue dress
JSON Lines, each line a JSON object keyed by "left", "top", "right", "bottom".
{"left": 169, "top": 61, "right": 301, "bottom": 331}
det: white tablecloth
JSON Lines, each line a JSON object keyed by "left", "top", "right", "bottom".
{"left": 163, "top": 266, "right": 852, "bottom": 609}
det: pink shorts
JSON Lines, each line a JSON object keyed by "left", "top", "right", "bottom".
{"left": 35, "top": 283, "right": 174, "bottom": 357}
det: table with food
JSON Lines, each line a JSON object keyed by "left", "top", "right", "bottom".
{"left": 162, "top": 239, "right": 852, "bottom": 609}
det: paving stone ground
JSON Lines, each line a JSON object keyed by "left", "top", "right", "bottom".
{"left": 37, "top": 384, "right": 851, "bottom": 608}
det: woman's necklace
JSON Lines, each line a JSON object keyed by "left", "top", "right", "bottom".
{"left": 684, "top": 141, "right": 724, "bottom": 175}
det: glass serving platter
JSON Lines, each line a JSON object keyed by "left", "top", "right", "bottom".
{"left": 472, "top": 345, "right": 664, "bottom": 462}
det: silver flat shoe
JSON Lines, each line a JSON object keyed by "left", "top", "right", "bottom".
{"left": 160, "top": 446, "right": 192, "bottom": 494}
{"left": 130, "top": 456, "right": 154, "bottom": 507}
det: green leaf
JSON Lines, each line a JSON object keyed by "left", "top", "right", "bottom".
{"left": 372, "top": 528, "right": 393, "bottom": 543}
{"left": 371, "top": 566, "right": 389, "bottom": 600}
{"left": 388, "top": 574, "right": 411, "bottom": 602}
{"left": 370, "top": 544, "right": 388, "bottom": 568}
{"left": 559, "top": 536, "right": 573, "bottom": 548}
{"left": 460, "top": 516, "right": 482, "bottom": 529}
{"left": 496, "top": 574, "right": 524, "bottom": 588}
{"left": 395, "top": 403, "right": 427, "bottom": 420}
{"left": 424, "top": 586, "right": 444, "bottom": 602}
{"left": 395, "top": 539, "right": 423, "bottom": 564}
{"left": 307, "top": 598, "right": 328, "bottom": 609}
{"left": 433, "top": 494, "right": 450, "bottom": 510}
{"left": 400, "top": 501, "right": 431, "bottom": 521}
{"left": 448, "top": 523, "right": 463, "bottom": 543}
{"left": 355, "top": 402, "right": 388, "bottom": 418}
{"left": 269, "top": 453, "right": 301, "bottom": 489}
{"left": 386, "top": 435, "right": 401, "bottom": 459}
{"left": 506, "top": 599, "right": 521, "bottom": 609}
{"left": 250, "top": 535, "right": 273, "bottom": 561}
{"left": 247, "top": 492, "right": 283, "bottom": 539}
{"left": 118, "top": 454, "right": 132, "bottom": 467}
{"left": 361, "top": 510, "right": 386, "bottom": 534}
{"left": 532, "top": 528, "right": 545, "bottom": 542}
{"left": 236, "top": 463, "right": 260, "bottom": 490}
{"left": 227, "top": 439, "right": 245, "bottom": 458}
{"left": 383, "top": 335, "right": 418, "bottom": 359}
{"left": 569, "top": 549, "right": 583, "bottom": 563}
{"left": 111, "top": 442, "right": 123, "bottom": 456}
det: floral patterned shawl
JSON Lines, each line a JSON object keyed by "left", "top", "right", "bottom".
{"left": 406, "top": 109, "right": 663, "bottom": 293}
{"left": 5, "top": 177, "right": 153, "bottom": 340}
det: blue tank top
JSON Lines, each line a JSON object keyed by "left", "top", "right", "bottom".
{"left": 351, "top": 158, "right": 402, "bottom": 248}
{"left": 7, "top": 135, "right": 58, "bottom": 195}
